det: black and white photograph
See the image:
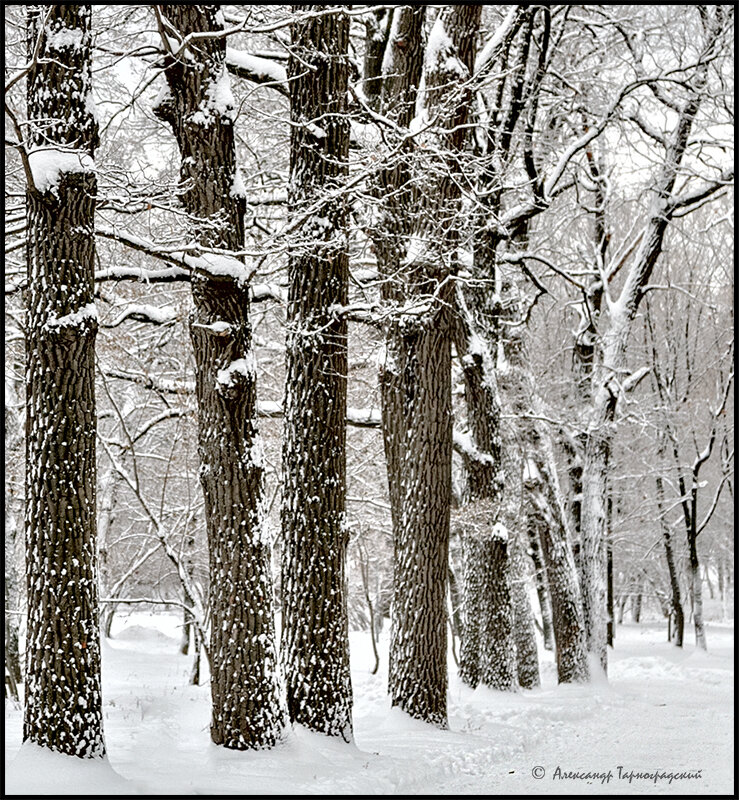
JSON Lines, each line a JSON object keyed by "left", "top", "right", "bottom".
{"left": 4, "top": 4, "right": 734, "bottom": 795}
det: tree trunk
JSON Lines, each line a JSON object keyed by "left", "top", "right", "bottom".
{"left": 97, "top": 468, "right": 118, "bottom": 640}
{"left": 387, "top": 314, "right": 453, "bottom": 725}
{"left": 524, "top": 434, "right": 590, "bottom": 684}
{"left": 478, "top": 530, "right": 516, "bottom": 691}
{"left": 581, "top": 419, "right": 613, "bottom": 671}
{"left": 617, "top": 594, "right": 627, "bottom": 625}
{"left": 510, "top": 531, "right": 540, "bottom": 689}
{"left": 607, "top": 545, "right": 614, "bottom": 647}
{"left": 23, "top": 4, "right": 105, "bottom": 757}
{"left": 157, "top": 5, "right": 283, "bottom": 749}
{"left": 656, "top": 473, "right": 684, "bottom": 646}
{"left": 381, "top": 5, "right": 481, "bottom": 727}
{"left": 4, "top": 389, "right": 23, "bottom": 696}
{"left": 717, "top": 558, "right": 727, "bottom": 622}
{"left": 527, "top": 519, "right": 555, "bottom": 651}
{"left": 447, "top": 562, "right": 464, "bottom": 647}
{"left": 688, "top": 531, "right": 707, "bottom": 650}
{"left": 495, "top": 303, "right": 588, "bottom": 684}
{"left": 704, "top": 564, "right": 715, "bottom": 601}
{"left": 632, "top": 588, "right": 642, "bottom": 623}
{"left": 459, "top": 532, "right": 485, "bottom": 688}
{"left": 280, "top": 5, "right": 353, "bottom": 740}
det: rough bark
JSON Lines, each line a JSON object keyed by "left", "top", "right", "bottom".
{"left": 478, "top": 529, "right": 516, "bottom": 691}
{"left": 527, "top": 518, "right": 555, "bottom": 651}
{"left": 386, "top": 313, "right": 453, "bottom": 724}
{"left": 384, "top": 5, "right": 482, "bottom": 727}
{"left": 459, "top": 532, "right": 485, "bottom": 688}
{"left": 510, "top": 530, "right": 541, "bottom": 689}
{"left": 493, "top": 270, "right": 588, "bottom": 685}
{"left": 23, "top": 4, "right": 105, "bottom": 758}
{"left": 454, "top": 293, "right": 525, "bottom": 692}
{"left": 523, "top": 428, "right": 590, "bottom": 684}
{"left": 280, "top": 4, "right": 353, "bottom": 739}
{"left": 156, "top": 4, "right": 283, "bottom": 749}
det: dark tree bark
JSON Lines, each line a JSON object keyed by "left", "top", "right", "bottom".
{"left": 527, "top": 518, "right": 555, "bottom": 651}
{"left": 510, "top": 531, "right": 541, "bottom": 689}
{"left": 459, "top": 532, "right": 485, "bottom": 688}
{"left": 523, "top": 427, "right": 590, "bottom": 684}
{"left": 631, "top": 588, "right": 643, "bottom": 624}
{"left": 23, "top": 4, "right": 105, "bottom": 758}
{"left": 280, "top": 4, "right": 353, "bottom": 740}
{"left": 156, "top": 4, "right": 283, "bottom": 749}
{"left": 478, "top": 530, "right": 516, "bottom": 691}
{"left": 606, "top": 544, "right": 614, "bottom": 647}
{"left": 454, "top": 299, "right": 523, "bottom": 692}
{"left": 381, "top": 5, "right": 482, "bottom": 728}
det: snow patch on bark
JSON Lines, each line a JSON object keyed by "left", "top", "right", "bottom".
{"left": 190, "top": 66, "right": 237, "bottom": 126}
{"left": 491, "top": 522, "right": 508, "bottom": 542}
{"left": 230, "top": 168, "right": 246, "bottom": 199}
{"left": 29, "top": 149, "right": 95, "bottom": 193}
{"left": 46, "top": 26, "right": 84, "bottom": 51}
{"left": 215, "top": 355, "right": 256, "bottom": 390}
{"left": 45, "top": 302, "right": 97, "bottom": 331}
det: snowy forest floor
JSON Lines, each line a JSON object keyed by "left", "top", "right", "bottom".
{"left": 5, "top": 614, "right": 734, "bottom": 795}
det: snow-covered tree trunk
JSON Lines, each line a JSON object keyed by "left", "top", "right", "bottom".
{"left": 527, "top": 518, "right": 555, "bottom": 651}
{"left": 478, "top": 526, "right": 516, "bottom": 691}
{"left": 280, "top": 4, "right": 353, "bottom": 740}
{"left": 510, "top": 530, "right": 540, "bottom": 689}
{"left": 523, "top": 422, "right": 589, "bottom": 683}
{"left": 688, "top": 529, "right": 707, "bottom": 650}
{"left": 97, "top": 467, "right": 118, "bottom": 640}
{"left": 4, "top": 383, "right": 23, "bottom": 696}
{"left": 385, "top": 5, "right": 482, "bottom": 728}
{"left": 454, "top": 288, "right": 522, "bottom": 692}
{"left": 156, "top": 5, "right": 283, "bottom": 749}
{"left": 23, "top": 4, "right": 105, "bottom": 757}
{"left": 459, "top": 531, "right": 485, "bottom": 688}
{"left": 491, "top": 263, "right": 587, "bottom": 685}
{"left": 370, "top": 6, "right": 425, "bottom": 546}
{"left": 655, "top": 470, "right": 684, "bottom": 647}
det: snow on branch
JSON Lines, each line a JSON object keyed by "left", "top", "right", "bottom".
{"left": 95, "top": 265, "right": 191, "bottom": 284}
{"left": 225, "top": 48, "right": 288, "bottom": 95}
{"left": 666, "top": 169, "right": 734, "bottom": 217}
{"left": 97, "top": 226, "right": 253, "bottom": 287}
{"left": 474, "top": 6, "right": 523, "bottom": 78}
{"left": 102, "top": 303, "right": 178, "bottom": 328}
{"left": 453, "top": 430, "right": 496, "bottom": 466}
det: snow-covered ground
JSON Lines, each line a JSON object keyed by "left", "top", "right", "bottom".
{"left": 5, "top": 613, "right": 734, "bottom": 795}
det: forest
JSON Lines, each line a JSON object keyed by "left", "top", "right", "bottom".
{"left": 4, "top": 4, "right": 734, "bottom": 795}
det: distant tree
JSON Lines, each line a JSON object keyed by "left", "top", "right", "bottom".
{"left": 577, "top": 6, "right": 733, "bottom": 669}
